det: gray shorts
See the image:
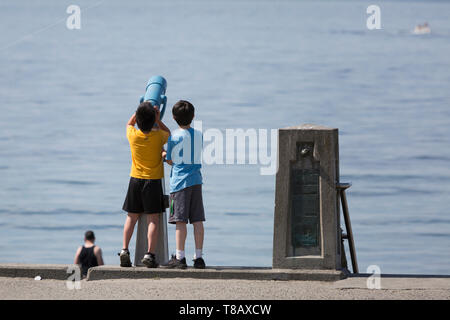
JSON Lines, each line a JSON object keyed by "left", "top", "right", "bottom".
{"left": 169, "top": 184, "right": 205, "bottom": 224}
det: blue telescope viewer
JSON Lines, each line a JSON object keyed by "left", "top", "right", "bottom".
{"left": 140, "top": 75, "right": 168, "bottom": 119}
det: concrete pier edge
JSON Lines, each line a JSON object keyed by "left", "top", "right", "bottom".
{"left": 0, "top": 264, "right": 347, "bottom": 282}
{"left": 0, "top": 264, "right": 70, "bottom": 280}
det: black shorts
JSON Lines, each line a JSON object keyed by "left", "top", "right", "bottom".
{"left": 122, "top": 177, "right": 164, "bottom": 214}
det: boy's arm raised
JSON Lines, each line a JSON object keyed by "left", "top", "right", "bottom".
{"left": 154, "top": 107, "right": 171, "bottom": 135}
{"left": 127, "top": 113, "right": 136, "bottom": 127}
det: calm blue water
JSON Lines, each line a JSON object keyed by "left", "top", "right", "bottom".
{"left": 1, "top": 0, "right": 450, "bottom": 274}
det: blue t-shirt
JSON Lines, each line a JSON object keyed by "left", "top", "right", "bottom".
{"left": 166, "top": 127, "right": 202, "bottom": 193}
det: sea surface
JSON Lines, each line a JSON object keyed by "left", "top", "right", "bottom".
{"left": 1, "top": 0, "right": 450, "bottom": 274}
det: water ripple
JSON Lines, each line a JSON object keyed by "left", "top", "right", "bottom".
{"left": 39, "top": 179, "right": 99, "bottom": 186}
{"left": 416, "top": 232, "right": 450, "bottom": 238}
{"left": 0, "top": 208, "right": 121, "bottom": 215}
{"left": 224, "top": 212, "right": 259, "bottom": 216}
{"left": 358, "top": 217, "right": 450, "bottom": 226}
{"left": 14, "top": 224, "right": 122, "bottom": 231}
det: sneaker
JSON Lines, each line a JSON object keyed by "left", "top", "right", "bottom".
{"left": 193, "top": 257, "right": 206, "bottom": 269}
{"left": 142, "top": 253, "right": 159, "bottom": 268}
{"left": 162, "top": 254, "right": 187, "bottom": 269}
{"left": 118, "top": 249, "right": 132, "bottom": 267}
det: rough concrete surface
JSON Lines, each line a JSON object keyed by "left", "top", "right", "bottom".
{"left": 1, "top": 276, "right": 449, "bottom": 300}
{"left": 0, "top": 264, "right": 345, "bottom": 281}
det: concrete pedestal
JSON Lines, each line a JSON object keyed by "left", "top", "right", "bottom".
{"left": 134, "top": 213, "right": 169, "bottom": 266}
{"left": 273, "top": 124, "right": 342, "bottom": 270}
{"left": 134, "top": 179, "right": 169, "bottom": 266}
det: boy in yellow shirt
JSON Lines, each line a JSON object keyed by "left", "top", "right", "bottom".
{"left": 119, "top": 101, "right": 170, "bottom": 268}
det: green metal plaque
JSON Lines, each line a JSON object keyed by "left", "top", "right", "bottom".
{"left": 290, "top": 159, "right": 320, "bottom": 248}
{"left": 292, "top": 216, "right": 319, "bottom": 247}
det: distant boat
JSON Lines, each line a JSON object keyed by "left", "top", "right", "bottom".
{"left": 413, "top": 22, "right": 431, "bottom": 35}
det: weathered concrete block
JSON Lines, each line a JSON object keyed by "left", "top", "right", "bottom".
{"left": 86, "top": 265, "right": 345, "bottom": 281}
{"left": 273, "top": 124, "right": 341, "bottom": 270}
{"left": 0, "top": 264, "right": 70, "bottom": 280}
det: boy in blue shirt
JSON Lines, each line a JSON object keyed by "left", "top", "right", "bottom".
{"left": 164, "top": 100, "right": 205, "bottom": 269}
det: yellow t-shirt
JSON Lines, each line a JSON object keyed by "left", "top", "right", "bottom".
{"left": 127, "top": 126, "right": 169, "bottom": 179}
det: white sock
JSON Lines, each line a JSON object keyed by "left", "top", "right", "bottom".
{"left": 194, "top": 249, "right": 202, "bottom": 259}
{"left": 176, "top": 250, "right": 185, "bottom": 260}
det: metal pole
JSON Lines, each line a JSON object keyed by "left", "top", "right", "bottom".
{"left": 339, "top": 187, "right": 358, "bottom": 274}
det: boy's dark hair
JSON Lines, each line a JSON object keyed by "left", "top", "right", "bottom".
{"left": 136, "top": 101, "right": 155, "bottom": 132}
{"left": 172, "top": 100, "right": 195, "bottom": 126}
{"left": 85, "top": 230, "right": 95, "bottom": 241}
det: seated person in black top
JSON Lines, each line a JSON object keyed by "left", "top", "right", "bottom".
{"left": 74, "top": 230, "right": 104, "bottom": 276}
